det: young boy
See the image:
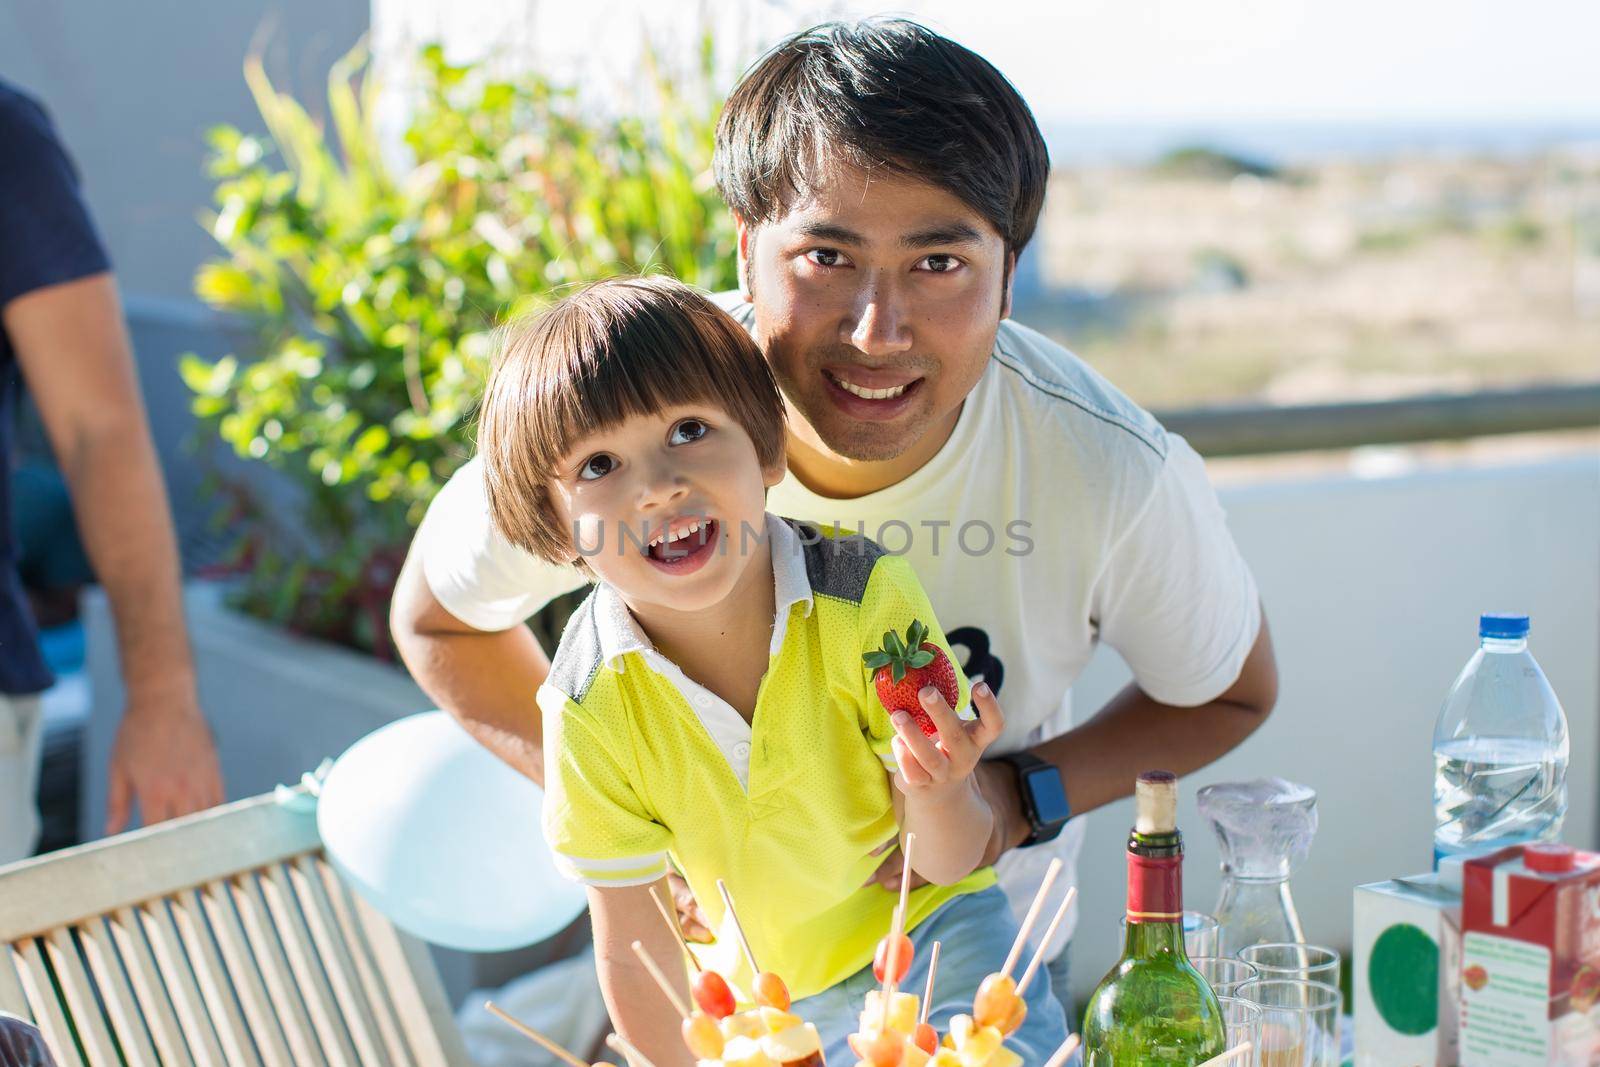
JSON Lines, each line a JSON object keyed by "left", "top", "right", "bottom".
{"left": 476, "top": 276, "right": 1069, "bottom": 1065}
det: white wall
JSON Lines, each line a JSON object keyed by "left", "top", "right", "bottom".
{"left": 1064, "top": 455, "right": 1600, "bottom": 1003}
{"left": 0, "top": 1, "right": 368, "bottom": 302}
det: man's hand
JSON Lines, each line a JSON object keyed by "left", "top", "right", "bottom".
{"left": 667, "top": 871, "right": 715, "bottom": 944}
{"left": 106, "top": 684, "right": 222, "bottom": 833}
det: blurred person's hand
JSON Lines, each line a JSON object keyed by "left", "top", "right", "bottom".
{"left": 105, "top": 682, "right": 223, "bottom": 833}
{"left": 667, "top": 871, "right": 714, "bottom": 943}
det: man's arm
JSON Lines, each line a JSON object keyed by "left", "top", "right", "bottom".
{"left": 590, "top": 881, "right": 695, "bottom": 1067}
{"left": 979, "top": 610, "right": 1278, "bottom": 858}
{"left": 389, "top": 542, "right": 553, "bottom": 783}
{"left": 4, "top": 273, "right": 222, "bottom": 831}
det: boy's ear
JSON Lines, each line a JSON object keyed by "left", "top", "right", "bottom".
{"left": 762, "top": 453, "right": 787, "bottom": 489}
{"left": 735, "top": 215, "right": 755, "bottom": 302}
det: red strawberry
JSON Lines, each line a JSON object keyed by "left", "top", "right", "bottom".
{"left": 863, "top": 620, "right": 959, "bottom": 737}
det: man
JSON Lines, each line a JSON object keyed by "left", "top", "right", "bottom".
{"left": 392, "top": 19, "right": 1276, "bottom": 995}
{"left": 0, "top": 78, "right": 222, "bottom": 863}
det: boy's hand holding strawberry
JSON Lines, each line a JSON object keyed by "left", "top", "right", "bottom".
{"left": 864, "top": 620, "right": 1006, "bottom": 797}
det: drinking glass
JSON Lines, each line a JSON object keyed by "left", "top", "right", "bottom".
{"left": 1241, "top": 978, "right": 1341, "bottom": 1067}
{"left": 1217, "top": 995, "right": 1263, "bottom": 1066}
{"left": 1237, "top": 942, "right": 1340, "bottom": 983}
{"left": 1190, "top": 956, "right": 1260, "bottom": 997}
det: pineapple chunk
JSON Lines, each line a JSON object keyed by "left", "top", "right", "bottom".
{"left": 722, "top": 1011, "right": 766, "bottom": 1040}
{"left": 957, "top": 1025, "right": 1003, "bottom": 1067}
{"left": 985, "top": 1046, "right": 1023, "bottom": 1067}
{"left": 861, "top": 990, "right": 921, "bottom": 1036}
{"left": 761, "top": 1007, "right": 803, "bottom": 1034}
{"left": 929, "top": 1051, "right": 964, "bottom": 1067}
{"left": 900, "top": 1035, "right": 932, "bottom": 1067}
{"left": 721, "top": 1035, "right": 780, "bottom": 1067}
{"left": 761, "top": 1021, "right": 822, "bottom": 1063}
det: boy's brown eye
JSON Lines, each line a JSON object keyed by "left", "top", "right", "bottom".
{"left": 670, "top": 419, "right": 708, "bottom": 444}
{"left": 579, "top": 455, "right": 615, "bottom": 480}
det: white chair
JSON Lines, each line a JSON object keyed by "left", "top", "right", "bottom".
{"left": 0, "top": 790, "right": 472, "bottom": 1066}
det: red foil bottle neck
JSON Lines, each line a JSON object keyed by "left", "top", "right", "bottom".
{"left": 1127, "top": 849, "right": 1184, "bottom": 922}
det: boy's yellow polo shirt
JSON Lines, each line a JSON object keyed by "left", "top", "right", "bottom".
{"left": 538, "top": 514, "right": 995, "bottom": 1001}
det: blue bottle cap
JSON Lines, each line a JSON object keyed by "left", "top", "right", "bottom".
{"left": 1480, "top": 613, "right": 1530, "bottom": 639}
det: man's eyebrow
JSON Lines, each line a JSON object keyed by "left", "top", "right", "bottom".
{"left": 901, "top": 222, "right": 984, "bottom": 249}
{"left": 792, "top": 221, "right": 986, "bottom": 249}
{"left": 794, "top": 222, "right": 865, "bottom": 245}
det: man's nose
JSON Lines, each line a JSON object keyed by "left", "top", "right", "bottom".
{"left": 844, "top": 276, "right": 913, "bottom": 356}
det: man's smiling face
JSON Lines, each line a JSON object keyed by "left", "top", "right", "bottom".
{"left": 740, "top": 165, "right": 1013, "bottom": 465}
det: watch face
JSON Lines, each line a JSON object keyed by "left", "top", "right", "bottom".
{"left": 1026, "top": 766, "right": 1070, "bottom": 825}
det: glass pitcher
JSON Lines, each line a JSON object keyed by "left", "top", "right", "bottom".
{"left": 1197, "top": 778, "right": 1318, "bottom": 954}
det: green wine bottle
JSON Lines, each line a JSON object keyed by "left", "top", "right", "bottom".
{"left": 1083, "top": 771, "right": 1226, "bottom": 1065}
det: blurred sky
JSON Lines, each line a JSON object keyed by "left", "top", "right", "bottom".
{"left": 489, "top": 0, "right": 1600, "bottom": 124}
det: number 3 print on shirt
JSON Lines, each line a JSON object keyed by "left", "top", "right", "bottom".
{"left": 946, "top": 626, "right": 1004, "bottom": 698}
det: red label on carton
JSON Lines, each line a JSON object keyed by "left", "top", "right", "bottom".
{"left": 1460, "top": 845, "right": 1600, "bottom": 1066}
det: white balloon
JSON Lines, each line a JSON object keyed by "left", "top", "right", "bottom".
{"left": 317, "top": 711, "right": 587, "bottom": 952}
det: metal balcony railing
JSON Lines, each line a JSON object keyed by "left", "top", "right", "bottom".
{"left": 1156, "top": 381, "right": 1600, "bottom": 457}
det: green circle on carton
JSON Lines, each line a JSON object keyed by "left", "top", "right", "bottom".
{"left": 1369, "top": 923, "right": 1438, "bottom": 1036}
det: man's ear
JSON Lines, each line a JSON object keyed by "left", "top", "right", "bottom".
{"left": 1000, "top": 250, "right": 1016, "bottom": 320}
{"left": 735, "top": 215, "right": 755, "bottom": 302}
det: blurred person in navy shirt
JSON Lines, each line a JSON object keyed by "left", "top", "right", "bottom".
{"left": 0, "top": 77, "right": 221, "bottom": 862}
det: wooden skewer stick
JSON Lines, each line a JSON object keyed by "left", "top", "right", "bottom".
{"left": 897, "top": 832, "right": 917, "bottom": 928}
{"left": 881, "top": 830, "right": 916, "bottom": 1026}
{"left": 1041, "top": 1032, "right": 1081, "bottom": 1067}
{"left": 630, "top": 940, "right": 691, "bottom": 1019}
{"left": 607, "top": 1032, "right": 661, "bottom": 1067}
{"left": 920, "top": 940, "right": 942, "bottom": 1026}
{"left": 1001, "top": 857, "right": 1063, "bottom": 978}
{"left": 1196, "top": 1042, "right": 1253, "bottom": 1067}
{"left": 716, "top": 879, "right": 760, "bottom": 975}
{"left": 484, "top": 1002, "right": 591, "bottom": 1067}
{"left": 649, "top": 883, "right": 702, "bottom": 974}
{"left": 879, "top": 901, "right": 906, "bottom": 1032}
{"left": 1017, "top": 886, "right": 1077, "bottom": 998}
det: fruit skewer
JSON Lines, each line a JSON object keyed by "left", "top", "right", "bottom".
{"left": 484, "top": 1001, "right": 604, "bottom": 1067}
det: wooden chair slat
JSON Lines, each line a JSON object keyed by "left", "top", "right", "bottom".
{"left": 313, "top": 858, "right": 415, "bottom": 1067}
{"left": 139, "top": 899, "right": 229, "bottom": 1066}
{"left": 42, "top": 927, "right": 119, "bottom": 1064}
{"left": 0, "top": 940, "right": 32, "bottom": 1020}
{"left": 287, "top": 855, "right": 391, "bottom": 1067}
{"left": 78, "top": 916, "right": 161, "bottom": 1067}
{"left": 13, "top": 938, "right": 86, "bottom": 1067}
{"left": 109, "top": 905, "right": 195, "bottom": 1067}
{"left": 229, "top": 873, "right": 327, "bottom": 1067}
{"left": 350, "top": 892, "right": 473, "bottom": 1067}
{"left": 172, "top": 887, "right": 264, "bottom": 1067}
{"left": 259, "top": 862, "right": 359, "bottom": 1067}
{"left": 200, "top": 878, "right": 296, "bottom": 1067}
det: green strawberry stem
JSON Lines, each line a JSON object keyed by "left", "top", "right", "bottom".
{"left": 863, "top": 619, "right": 938, "bottom": 684}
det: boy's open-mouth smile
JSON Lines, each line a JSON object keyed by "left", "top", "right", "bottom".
{"left": 643, "top": 516, "right": 720, "bottom": 575}
{"left": 822, "top": 367, "right": 924, "bottom": 421}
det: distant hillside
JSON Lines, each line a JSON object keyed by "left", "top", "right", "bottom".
{"left": 1151, "top": 145, "right": 1282, "bottom": 180}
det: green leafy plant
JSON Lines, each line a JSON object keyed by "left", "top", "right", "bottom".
{"left": 181, "top": 40, "right": 737, "bottom": 656}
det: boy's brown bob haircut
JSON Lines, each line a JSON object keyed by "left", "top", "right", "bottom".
{"left": 477, "top": 275, "right": 786, "bottom": 564}
{"left": 715, "top": 18, "right": 1050, "bottom": 257}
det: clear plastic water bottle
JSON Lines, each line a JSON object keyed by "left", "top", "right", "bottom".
{"left": 1432, "top": 613, "right": 1568, "bottom": 867}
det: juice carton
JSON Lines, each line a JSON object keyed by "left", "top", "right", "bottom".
{"left": 1354, "top": 868, "right": 1462, "bottom": 1066}
{"left": 1460, "top": 843, "right": 1600, "bottom": 1066}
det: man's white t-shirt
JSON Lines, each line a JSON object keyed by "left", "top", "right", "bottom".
{"left": 417, "top": 293, "right": 1261, "bottom": 953}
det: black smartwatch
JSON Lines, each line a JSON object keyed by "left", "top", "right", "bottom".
{"left": 997, "top": 752, "right": 1070, "bottom": 847}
